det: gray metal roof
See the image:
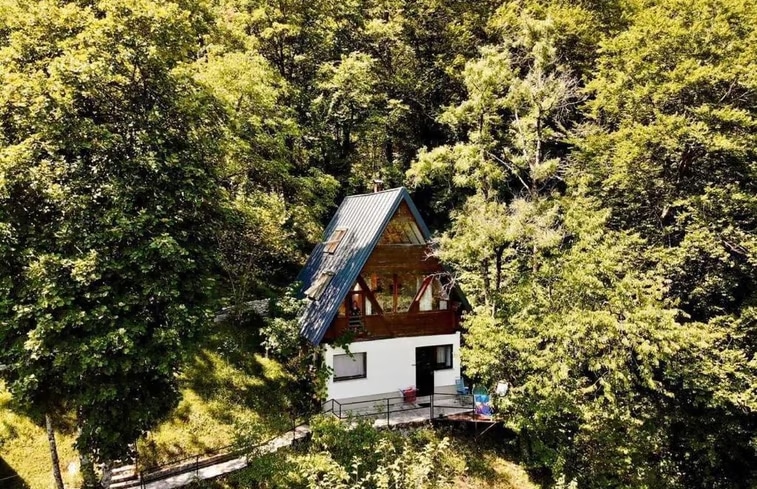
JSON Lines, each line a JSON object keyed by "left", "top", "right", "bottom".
{"left": 296, "top": 187, "right": 432, "bottom": 344}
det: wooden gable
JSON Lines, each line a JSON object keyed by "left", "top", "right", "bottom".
{"left": 322, "top": 204, "right": 462, "bottom": 342}
{"left": 378, "top": 202, "right": 425, "bottom": 244}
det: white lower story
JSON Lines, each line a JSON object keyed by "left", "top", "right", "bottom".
{"left": 323, "top": 332, "right": 461, "bottom": 403}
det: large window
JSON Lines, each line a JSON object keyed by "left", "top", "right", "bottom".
{"left": 433, "top": 345, "right": 453, "bottom": 370}
{"left": 333, "top": 353, "right": 367, "bottom": 381}
{"left": 395, "top": 273, "right": 419, "bottom": 312}
{"left": 419, "top": 278, "right": 445, "bottom": 311}
{"left": 339, "top": 281, "right": 375, "bottom": 320}
{"left": 369, "top": 274, "right": 392, "bottom": 312}
{"left": 364, "top": 273, "right": 448, "bottom": 313}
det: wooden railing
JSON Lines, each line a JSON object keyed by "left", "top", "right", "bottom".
{"left": 324, "top": 310, "right": 457, "bottom": 341}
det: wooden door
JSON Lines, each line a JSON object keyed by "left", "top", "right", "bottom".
{"left": 415, "top": 347, "right": 434, "bottom": 396}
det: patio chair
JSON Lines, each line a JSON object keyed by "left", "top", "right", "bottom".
{"left": 455, "top": 378, "right": 469, "bottom": 397}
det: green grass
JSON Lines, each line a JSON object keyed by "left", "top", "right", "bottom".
{"left": 453, "top": 443, "right": 540, "bottom": 489}
{"left": 0, "top": 382, "right": 81, "bottom": 489}
{"left": 0, "top": 317, "right": 300, "bottom": 486}
{"left": 136, "top": 349, "right": 297, "bottom": 469}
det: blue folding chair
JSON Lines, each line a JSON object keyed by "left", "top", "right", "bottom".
{"left": 455, "top": 377, "right": 469, "bottom": 396}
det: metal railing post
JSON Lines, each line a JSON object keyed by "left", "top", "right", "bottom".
{"left": 338, "top": 402, "right": 342, "bottom": 419}
{"left": 386, "top": 398, "right": 390, "bottom": 426}
{"left": 430, "top": 393, "right": 434, "bottom": 419}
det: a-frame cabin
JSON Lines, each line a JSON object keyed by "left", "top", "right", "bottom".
{"left": 297, "top": 187, "right": 467, "bottom": 403}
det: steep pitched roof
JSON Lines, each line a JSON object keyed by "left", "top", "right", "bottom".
{"left": 296, "top": 187, "right": 431, "bottom": 345}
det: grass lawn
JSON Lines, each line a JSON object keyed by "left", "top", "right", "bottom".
{"left": 0, "top": 382, "right": 81, "bottom": 489}
{"left": 136, "top": 349, "right": 298, "bottom": 470}
{"left": 453, "top": 440, "right": 541, "bottom": 489}
{"left": 0, "top": 316, "right": 300, "bottom": 486}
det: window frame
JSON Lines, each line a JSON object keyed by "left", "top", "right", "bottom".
{"left": 432, "top": 345, "right": 453, "bottom": 370}
{"left": 333, "top": 352, "right": 367, "bottom": 381}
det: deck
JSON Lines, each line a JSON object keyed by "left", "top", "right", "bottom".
{"left": 322, "top": 391, "right": 492, "bottom": 427}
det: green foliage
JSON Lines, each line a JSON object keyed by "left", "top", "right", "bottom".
{"left": 261, "top": 285, "right": 305, "bottom": 358}
{"left": 0, "top": 0, "right": 229, "bottom": 468}
{"left": 409, "top": 10, "right": 577, "bottom": 310}
{"left": 579, "top": 0, "right": 757, "bottom": 323}
{"left": 1, "top": 0, "right": 756, "bottom": 487}
{"left": 258, "top": 285, "right": 329, "bottom": 416}
{"left": 463, "top": 199, "right": 708, "bottom": 486}
{"left": 571, "top": 0, "right": 757, "bottom": 485}
{"left": 408, "top": 0, "right": 757, "bottom": 487}
{"left": 227, "top": 416, "right": 466, "bottom": 489}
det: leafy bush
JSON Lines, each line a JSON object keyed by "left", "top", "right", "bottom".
{"left": 226, "top": 416, "right": 465, "bottom": 489}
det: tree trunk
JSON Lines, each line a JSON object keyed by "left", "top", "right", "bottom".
{"left": 481, "top": 257, "right": 491, "bottom": 306}
{"left": 385, "top": 139, "right": 394, "bottom": 165}
{"left": 493, "top": 246, "right": 505, "bottom": 316}
{"left": 495, "top": 245, "right": 505, "bottom": 292}
{"left": 45, "top": 413, "right": 65, "bottom": 489}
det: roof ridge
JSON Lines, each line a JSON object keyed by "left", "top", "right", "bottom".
{"left": 342, "top": 187, "right": 406, "bottom": 199}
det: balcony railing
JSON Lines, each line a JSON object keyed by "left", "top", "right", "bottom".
{"left": 325, "top": 310, "right": 457, "bottom": 341}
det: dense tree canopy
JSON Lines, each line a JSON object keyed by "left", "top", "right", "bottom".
{"left": 408, "top": 0, "right": 756, "bottom": 486}
{"left": 0, "top": 0, "right": 755, "bottom": 487}
{"left": 0, "top": 0, "right": 229, "bottom": 472}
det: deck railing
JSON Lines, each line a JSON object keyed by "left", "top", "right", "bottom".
{"left": 322, "top": 391, "right": 476, "bottom": 426}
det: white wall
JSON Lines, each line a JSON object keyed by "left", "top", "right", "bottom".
{"left": 324, "top": 332, "right": 461, "bottom": 401}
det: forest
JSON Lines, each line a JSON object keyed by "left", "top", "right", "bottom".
{"left": 0, "top": 0, "right": 755, "bottom": 487}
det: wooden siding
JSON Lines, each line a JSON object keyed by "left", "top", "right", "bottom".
{"left": 320, "top": 196, "right": 464, "bottom": 344}
{"left": 323, "top": 310, "right": 458, "bottom": 341}
{"left": 363, "top": 245, "right": 440, "bottom": 273}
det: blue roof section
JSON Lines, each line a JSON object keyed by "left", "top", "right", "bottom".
{"left": 296, "top": 187, "right": 431, "bottom": 345}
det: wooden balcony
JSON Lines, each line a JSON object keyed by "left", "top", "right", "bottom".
{"left": 323, "top": 310, "right": 458, "bottom": 342}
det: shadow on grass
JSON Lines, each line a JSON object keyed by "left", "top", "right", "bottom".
{"left": 137, "top": 316, "right": 302, "bottom": 469}
{"left": 0, "top": 456, "right": 30, "bottom": 489}
{"left": 1, "top": 382, "right": 78, "bottom": 437}
{"left": 182, "top": 349, "right": 294, "bottom": 421}
{"left": 434, "top": 423, "right": 552, "bottom": 488}
{"left": 181, "top": 315, "right": 299, "bottom": 433}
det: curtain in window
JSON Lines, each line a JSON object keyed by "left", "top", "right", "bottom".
{"left": 435, "top": 346, "right": 452, "bottom": 368}
{"left": 333, "top": 353, "right": 366, "bottom": 379}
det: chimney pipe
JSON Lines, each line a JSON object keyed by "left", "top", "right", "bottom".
{"left": 373, "top": 179, "right": 384, "bottom": 193}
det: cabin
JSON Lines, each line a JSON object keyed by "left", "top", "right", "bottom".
{"left": 296, "top": 187, "right": 468, "bottom": 404}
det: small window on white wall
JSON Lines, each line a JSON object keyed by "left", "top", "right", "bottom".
{"left": 333, "top": 353, "right": 367, "bottom": 381}
{"left": 433, "top": 345, "right": 453, "bottom": 370}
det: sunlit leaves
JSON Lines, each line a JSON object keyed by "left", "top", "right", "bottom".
{"left": 0, "top": 0, "right": 228, "bottom": 469}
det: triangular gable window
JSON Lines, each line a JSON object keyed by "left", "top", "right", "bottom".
{"left": 324, "top": 228, "right": 347, "bottom": 254}
{"left": 305, "top": 271, "right": 335, "bottom": 300}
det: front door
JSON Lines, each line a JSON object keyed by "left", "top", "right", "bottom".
{"left": 415, "top": 347, "right": 434, "bottom": 396}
